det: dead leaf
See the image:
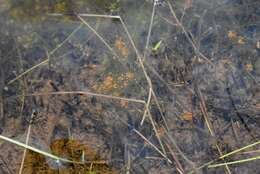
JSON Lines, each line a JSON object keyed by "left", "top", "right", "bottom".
{"left": 245, "top": 63, "right": 253, "bottom": 72}
{"left": 181, "top": 112, "right": 193, "bottom": 121}
{"left": 238, "top": 36, "right": 246, "bottom": 44}
{"left": 228, "top": 30, "right": 237, "bottom": 40}
{"left": 256, "top": 41, "right": 260, "bottom": 49}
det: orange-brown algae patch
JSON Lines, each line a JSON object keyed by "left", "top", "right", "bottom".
{"left": 93, "top": 75, "right": 114, "bottom": 93}
{"left": 114, "top": 37, "right": 129, "bottom": 58}
{"left": 92, "top": 72, "right": 135, "bottom": 95}
{"left": 227, "top": 30, "right": 246, "bottom": 44}
{"left": 22, "top": 139, "right": 117, "bottom": 174}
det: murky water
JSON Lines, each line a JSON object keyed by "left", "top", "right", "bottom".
{"left": 0, "top": 0, "right": 259, "bottom": 174}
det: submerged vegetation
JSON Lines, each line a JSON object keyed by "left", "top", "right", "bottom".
{"left": 8, "top": 0, "right": 120, "bottom": 20}
{"left": 22, "top": 139, "right": 116, "bottom": 174}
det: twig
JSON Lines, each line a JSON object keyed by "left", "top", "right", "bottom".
{"left": 120, "top": 12, "right": 170, "bottom": 150}
{"left": 188, "top": 140, "right": 260, "bottom": 174}
{"left": 197, "top": 87, "right": 215, "bottom": 136}
{"left": 151, "top": 90, "right": 169, "bottom": 131}
{"left": 0, "top": 134, "right": 107, "bottom": 165}
{"left": 48, "top": 13, "right": 120, "bottom": 19}
{"left": 146, "top": 107, "right": 168, "bottom": 157}
{"left": 196, "top": 86, "right": 232, "bottom": 174}
{"left": 158, "top": 13, "right": 178, "bottom": 26}
{"left": 15, "top": 91, "right": 146, "bottom": 105}
{"left": 0, "top": 95, "right": 3, "bottom": 126}
{"left": 165, "top": 143, "right": 185, "bottom": 174}
{"left": 220, "top": 140, "right": 260, "bottom": 159}
{"left": 144, "top": 2, "right": 156, "bottom": 59}
{"left": 119, "top": 16, "right": 169, "bottom": 158}
{"left": 231, "top": 118, "right": 239, "bottom": 141}
{"left": 15, "top": 42, "right": 27, "bottom": 116}
{"left": 18, "top": 111, "right": 34, "bottom": 174}
{"left": 141, "top": 87, "right": 152, "bottom": 125}
{"left": 7, "top": 59, "right": 49, "bottom": 85}
{"left": 126, "top": 146, "right": 131, "bottom": 174}
{"left": 208, "top": 156, "right": 260, "bottom": 168}
{"left": 240, "top": 149, "right": 260, "bottom": 155}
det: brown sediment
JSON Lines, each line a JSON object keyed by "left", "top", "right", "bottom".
{"left": 22, "top": 139, "right": 117, "bottom": 174}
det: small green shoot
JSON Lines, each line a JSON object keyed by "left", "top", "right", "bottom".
{"left": 152, "top": 40, "right": 162, "bottom": 53}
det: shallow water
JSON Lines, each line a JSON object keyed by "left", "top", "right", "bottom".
{"left": 0, "top": 0, "right": 259, "bottom": 174}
